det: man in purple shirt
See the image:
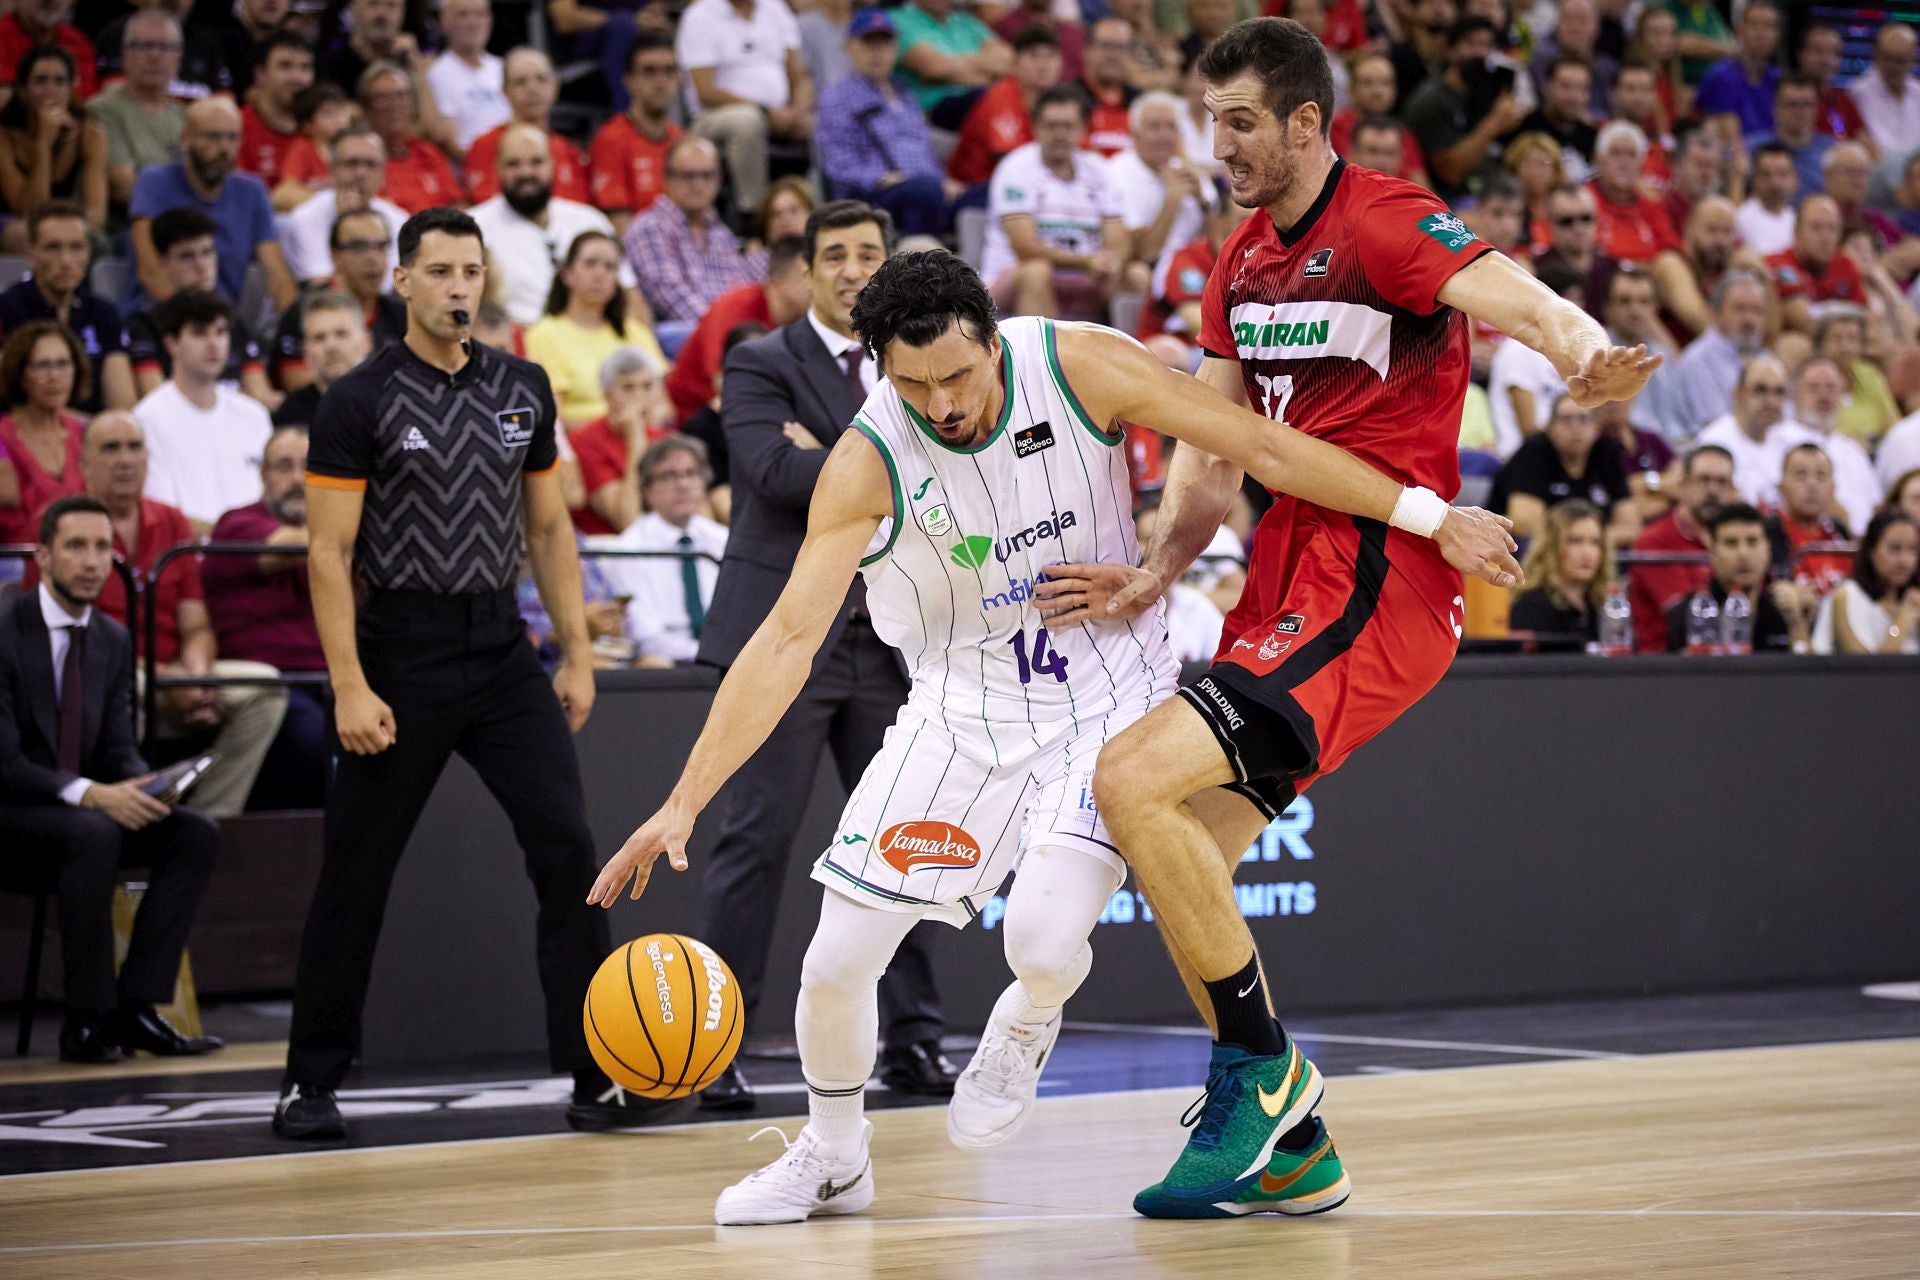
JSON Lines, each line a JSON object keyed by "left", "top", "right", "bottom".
{"left": 817, "top": 10, "right": 953, "bottom": 236}
{"left": 203, "top": 425, "right": 326, "bottom": 807}
{"left": 622, "top": 135, "right": 757, "bottom": 343}
{"left": 1695, "top": 1, "right": 1782, "bottom": 146}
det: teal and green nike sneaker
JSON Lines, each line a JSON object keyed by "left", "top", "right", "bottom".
{"left": 1210, "top": 1117, "right": 1350, "bottom": 1217}
{"left": 1132, "top": 1039, "right": 1329, "bottom": 1220}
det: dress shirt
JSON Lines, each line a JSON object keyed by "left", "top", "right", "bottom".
{"left": 595, "top": 512, "right": 730, "bottom": 661}
{"left": 807, "top": 308, "right": 879, "bottom": 395}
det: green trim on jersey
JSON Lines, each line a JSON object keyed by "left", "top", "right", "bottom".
{"left": 900, "top": 339, "right": 1017, "bottom": 455}
{"left": 849, "top": 416, "right": 903, "bottom": 567}
{"left": 1042, "top": 320, "right": 1123, "bottom": 447}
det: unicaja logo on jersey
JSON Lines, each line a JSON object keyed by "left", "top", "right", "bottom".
{"left": 950, "top": 535, "right": 993, "bottom": 569}
{"left": 877, "top": 821, "right": 983, "bottom": 874}
{"left": 983, "top": 576, "right": 1036, "bottom": 610}
{"left": 995, "top": 509, "right": 1076, "bottom": 562}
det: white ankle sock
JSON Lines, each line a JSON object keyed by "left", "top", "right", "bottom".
{"left": 806, "top": 1081, "right": 866, "bottom": 1160}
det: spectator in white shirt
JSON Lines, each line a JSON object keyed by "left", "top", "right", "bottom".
{"left": 281, "top": 125, "right": 409, "bottom": 284}
{"left": 132, "top": 290, "right": 274, "bottom": 537}
{"left": 1106, "top": 90, "right": 1215, "bottom": 298}
{"left": 1847, "top": 23, "right": 1920, "bottom": 158}
{"left": 426, "top": 0, "right": 510, "bottom": 153}
{"left": 982, "top": 86, "right": 1127, "bottom": 320}
{"left": 598, "top": 435, "right": 728, "bottom": 663}
{"left": 677, "top": 0, "right": 814, "bottom": 216}
{"left": 1877, "top": 409, "right": 1920, "bottom": 490}
{"left": 470, "top": 123, "right": 641, "bottom": 325}
{"left": 1791, "top": 357, "right": 1883, "bottom": 532}
{"left": 1695, "top": 354, "right": 1815, "bottom": 513}
{"left": 1733, "top": 143, "right": 1798, "bottom": 257}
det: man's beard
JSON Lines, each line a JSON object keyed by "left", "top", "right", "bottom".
{"left": 505, "top": 183, "right": 552, "bottom": 218}
{"left": 267, "top": 489, "right": 307, "bottom": 526}
{"left": 189, "top": 152, "right": 233, "bottom": 188}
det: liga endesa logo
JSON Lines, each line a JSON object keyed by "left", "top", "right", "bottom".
{"left": 876, "top": 821, "right": 983, "bottom": 874}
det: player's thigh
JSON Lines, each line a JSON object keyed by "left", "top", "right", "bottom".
{"left": 1092, "top": 694, "right": 1240, "bottom": 819}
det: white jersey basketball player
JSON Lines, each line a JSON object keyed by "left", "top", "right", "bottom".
{"left": 589, "top": 252, "right": 1521, "bottom": 1226}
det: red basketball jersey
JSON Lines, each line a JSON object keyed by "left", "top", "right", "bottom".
{"left": 1199, "top": 161, "right": 1494, "bottom": 504}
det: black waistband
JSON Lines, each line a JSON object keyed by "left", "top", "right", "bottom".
{"left": 362, "top": 586, "right": 518, "bottom": 619}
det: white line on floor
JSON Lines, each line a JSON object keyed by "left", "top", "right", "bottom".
{"left": 1064, "top": 1021, "right": 1633, "bottom": 1059}
{"left": 5, "top": 1208, "right": 1920, "bottom": 1254}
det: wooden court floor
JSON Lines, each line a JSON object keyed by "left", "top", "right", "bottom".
{"left": 1, "top": 1038, "right": 1914, "bottom": 1279}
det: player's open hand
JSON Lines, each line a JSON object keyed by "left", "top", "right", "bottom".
{"left": 1567, "top": 344, "right": 1662, "bottom": 408}
{"left": 1435, "top": 507, "right": 1524, "bottom": 589}
{"left": 588, "top": 806, "right": 695, "bottom": 906}
{"left": 1035, "top": 562, "right": 1163, "bottom": 628}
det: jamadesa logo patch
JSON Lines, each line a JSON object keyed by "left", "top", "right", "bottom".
{"left": 876, "top": 821, "right": 982, "bottom": 874}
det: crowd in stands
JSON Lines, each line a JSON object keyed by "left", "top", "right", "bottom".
{"left": 5, "top": 0, "right": 1920, "bottom": 819}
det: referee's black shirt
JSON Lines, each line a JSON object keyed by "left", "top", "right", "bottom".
{"left": 306, "top": 339, "right": 560, "bottom": 594}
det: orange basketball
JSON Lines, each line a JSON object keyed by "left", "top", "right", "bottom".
{"left": 584, "top": 933, "right": 744, "bottom": 1099}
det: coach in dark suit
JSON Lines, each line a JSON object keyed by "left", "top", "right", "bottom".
{"left": 694, "top": 201, "right": 955, "bottom": 1107}
{"left": 0, "top": 496, "right": 221, "bottom": 1063}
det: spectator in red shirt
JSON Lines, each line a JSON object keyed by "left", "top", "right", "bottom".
{"left": 1628, "top": 442, "right": 1738, "bottom": 651}
{"left": 359, "top": 61, "right": 464, "bottom": 214}
{"left": 272, "top": 83, "right": 353, "bottom": 209}
{"left": 1767, "top": 194, "right": 1865, "bottom": 337}
{"left": 1796, "top": 24, "right": 1868, "bottom": 143}
{"left": 1079, "top": 17, "right": 1138, "bottom": 158}
{"left": 589, "top": 33, "right": 683, "bottom": 238}
{"left": 465, "top": 48, "right": 590, "bottom": 205}
{"left": 666, "top": 236, "right": 812, "bottom": 424}
{"left": 0, "top": 0, "right": 97, "bottom": 103}
{"left": 1765, "top": 440, "right": 1853, "bottom": 600}
{"left": 949, "top": 28, "right": 1061, "bottom": 190}
{"left": 1138, "top": 199, "right": 1251, "bottom": 369}
{"left": 1331, "top": 54, "right": 1427, "bottom": 185}
{"left": 204, "top": 424, "right": 326, "bottom": 807}
{"left": 1590, "top": 120, "right": 1680, "bottom": 264}
{"left": 0, "top": 321, "right": 88, "bottom": 546}
{"left": 992, "top": 0, "right": 1083, "bottom": 81}
{"left": 61, "top": 411, "right": 287, "bottom": 815}
{"left": 240, "top": 31, "right": 314, "bottom": 206}
{"left": 567, "top": 345, "right": 670, "bottom": 535}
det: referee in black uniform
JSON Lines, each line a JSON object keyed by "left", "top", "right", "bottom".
{"left": 273, "top": 208, "right": 661, "bottom": 1138}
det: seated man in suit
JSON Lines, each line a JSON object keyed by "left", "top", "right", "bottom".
{"left": 0, "top": 496, "right": 224, "bottom": 1063}
{"left": 692, "top": 200, "right": 955, "bottom": 1110}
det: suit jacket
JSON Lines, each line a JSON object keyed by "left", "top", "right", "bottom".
{"left": 698, "top": 317, "right": 865, "bottom": 670}
{"left": 0, "top": 593, "right": 147, "bottom": 804}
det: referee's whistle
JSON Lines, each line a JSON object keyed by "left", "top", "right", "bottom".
{"left": 451, "top": 309, "right": 471, "bottom": 326}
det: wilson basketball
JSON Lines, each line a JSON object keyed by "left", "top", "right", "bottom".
{"left": 584, "top": 933, "right": 743, "bottom": 1099}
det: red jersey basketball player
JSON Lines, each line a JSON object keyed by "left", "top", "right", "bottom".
{"left": 1038, "top": 18, "right": 1659, "bottom": 1219}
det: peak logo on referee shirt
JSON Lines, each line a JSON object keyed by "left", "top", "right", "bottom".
{"left": 495, "top": 406, "right": 537, "bottom": 448}
{"left": 877, "top": 821, "right": 983, "bottom": 874}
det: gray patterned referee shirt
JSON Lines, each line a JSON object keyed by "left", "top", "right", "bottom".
{"left": 306, "top": 340, "right": 560, "bottom": 594}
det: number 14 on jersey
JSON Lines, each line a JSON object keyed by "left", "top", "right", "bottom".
{"left": 1009, "top": 627, "right": 1069, "bottom": 685}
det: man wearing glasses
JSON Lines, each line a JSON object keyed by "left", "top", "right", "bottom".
{"left": 269, "top": 210, "right": 408, "bottom": 399}
{"left": 281, "top": 124, "right": 410, "bottom": 284}
{"left": 623, "top": 135, "right": 758, "bottom": 346}
{"left": 1533, "top": 181, "right": 1615, "bottom": 310}
{"left": 88, "top": 9, "right": 186, "bottom": 210}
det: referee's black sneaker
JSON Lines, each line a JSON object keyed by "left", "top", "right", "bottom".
{"left": 566, "top": 1076, "right": 691, "bottom": 1132}
{"left": 698, "top": 1062, "right": 756, "bottom": 1111}
{"left": 273, "top": 1083, "right": 345, "bottom": 1140}
{"left": 879, "top": 1041, "right": 961, "bottom": 1097}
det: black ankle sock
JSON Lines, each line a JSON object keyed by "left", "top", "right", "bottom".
{"left": 1276, "top": 1115, "right": 1317, "bottom": 1151}
{"left": 1204, "top": 955, "right": 1286, "bottom": 1056}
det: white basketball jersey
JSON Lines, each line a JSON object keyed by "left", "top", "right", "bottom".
{"left": 850, "top": 317, "right": 1178, "bottom": 769}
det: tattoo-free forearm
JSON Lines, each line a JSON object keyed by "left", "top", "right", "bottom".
{"left": 1141, "top": 441, "right": 1242, "bottom": 586}
{"left": 528, "top": 516, "right": 592, "bottom": 663}
{"left": 310, "top": 536, "right": 366, "bottom": 691}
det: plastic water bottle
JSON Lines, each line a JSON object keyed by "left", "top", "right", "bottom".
{"left": 1598, "top": 585, "right": 1633, "bottom": 656}
{"left": 1720, "top": 589, "right": 1753, "bottom": 656}
{"left": 1685, "top": 590, "right": 1721, "bottom": 655}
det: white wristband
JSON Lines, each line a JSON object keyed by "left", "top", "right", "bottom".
{"left": 1389, "top": 485, "right": 1448, "bottom": 539}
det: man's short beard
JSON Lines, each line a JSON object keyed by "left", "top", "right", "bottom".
{"left": 267, "top": 490, "right": 307, "bottom": 526}
{"left": 505, "top": 184, "right": 552, "bottom": 218}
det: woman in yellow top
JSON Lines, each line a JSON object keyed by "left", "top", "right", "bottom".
{"left": 524, "top": 230, "right": 668, "bottom": 426}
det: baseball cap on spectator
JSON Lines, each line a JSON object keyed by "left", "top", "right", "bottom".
{"left": 849, "top": 9, "right": 895, "bottom": 40}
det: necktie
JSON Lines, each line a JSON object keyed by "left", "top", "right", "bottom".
{"left": 57, "top": 622, "right": 86, "bottom": 774}
{"left": 678, "top": 533, "right": 705, "bottom": 640}
{"left": 841, "top": 347, "right": 865, "bottom": 402}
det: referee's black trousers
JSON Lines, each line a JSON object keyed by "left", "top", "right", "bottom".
{"left": 285, "top": 588, "right": 609, "bottom": 1090}
{"left": 697, "top": 620, "right": 944, "bottom": 1049}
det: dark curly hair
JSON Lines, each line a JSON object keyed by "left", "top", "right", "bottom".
{"left": 849, "top": 250, "right": 998, "bottom": 367}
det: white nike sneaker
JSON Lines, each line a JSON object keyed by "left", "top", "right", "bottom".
{"left": 947, "top": 982, "right": 1062, "bottom": 1150}
{"left": 713, "top": 1121, "right": 875, "bottom": 1226}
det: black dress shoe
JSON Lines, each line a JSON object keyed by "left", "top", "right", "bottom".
{"left": 698, "top": 1062, "right": 755, "bottom": 1111}
{"left": 566, "top": 1080, "right": 693, "bottom": 1132}
{"left": 111, "top": 1004, "right": 224, "bottom": 1056}
{"left": 274, "top": 1083, "right": 345, "bottom": 1140}
{"left": 879, "top": 1040, "right": 960, "bottom": 1097}
{"left": 58, "top": 1013, "right": 125, "bottom": 1064}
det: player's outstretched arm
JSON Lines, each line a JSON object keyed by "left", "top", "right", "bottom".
{"left": 1049, "top": 322, "right": 1523, "bottom": 590}
{"left": 1437, "top": 251, "right": 1662, "bottom": 408}
{"left": 588, "top": 431, "right": 889, "bottom": 906}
